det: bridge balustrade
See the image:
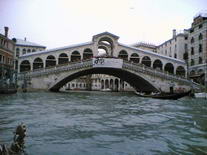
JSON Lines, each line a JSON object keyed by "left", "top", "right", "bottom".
{"left": 18, "top": 59, "right": 93, "bottom": 80}
{"left": 18, "top": 58, "right": 189, "bottom": 85}
{"left": 123, "top": 60, "right": 189, "bottom": 84}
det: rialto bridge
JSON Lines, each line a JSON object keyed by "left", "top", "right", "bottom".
{"left": 18, "top": 32, "right": 199, "bottom": 92}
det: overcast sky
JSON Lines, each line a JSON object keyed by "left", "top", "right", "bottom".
{"left": 0, "top": 0, "right": 206, "bottom": 49}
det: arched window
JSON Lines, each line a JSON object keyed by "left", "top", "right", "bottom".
{"left": 176, "top": 66, "right": 185, "bottom": 77}
{"left": 33, "top": 57, "right": 44, "bottom": 70}
{"left": 110, "top": 79, "right": 113, "bottom": 90}
{"left": 114, "top": 79, "right": 119, "bottom": 92}
{"left": 141, "top": 56, "right": 151, "bottom": 67}
{"left": 164, "top": 63, "right": 174, "bottom": 74}
{"left": 190, "top": 70, "right": 195, "bottom": 76}
{"left": 32, "top": 49, "right": 36, "bottom": 52}
{"left": 130, "top": 53, "right": 139, "bottom": 63}
{"left": 105, "top": 79, "right": 109, "bottom": 88}
{"left": 118, "top": 50, "right": 128, "bottom": 60}
{"left": 101, "top": 80, "right": 104, "bottom": 89}
{"left": 58, "top": 53, "right": 68, "bottom": 64}
{"left": 20, "top": 60, "right": 31, "bottom": 72}
{"left": 22, "top": 49, "right": 26, "bottom": 55}
{"left": 153, "top": 59, "right": 163, "bottom": 70}
{"left": 83, "top": 48, "right": 93, "bottom": 60}
{"left": 71, "top": 51, "right": 81, "bottom": 62}
{"left": 46, "top": 55, "right": 56, "bottom": 67}
{"left": 27, "top": 49, "right": 31, "bottom": 53}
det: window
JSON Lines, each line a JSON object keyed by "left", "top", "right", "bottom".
{"left": 174, "top": 53, "right": 177, "bottom": 58}
{"left": 184, "top": 44, "right": 188, "bottom": 52}
{"left": 191, "top": 37, "right": 194, "bottom": 43}
{"left": 199, "top": 57, "right": 202, "bottom": 64}
{"left": 191, "top": 59, "right": 194, "bottom": 66}
{"left": 191, "top": 47, "right": 194, "bottom": 55}
{"left": 16, "top": 48, "right": 20, "bottom": 57}
{"left": 199, "top": 33, "right": 203, "bottom": 40}
{"left": 27, "top": 49, "right": 31, "bottom": 53}
{"left": 22, "top": 49, "right": 26, "bottom": 55}
{"left": 0, "top": 55, "right": 2, "bottom": 62}
{"left": 190, "top": 28, "right": 194, "bottom": 33}
{"left": 199, "top": 24, "right": 203, "bottom": 29}
{"left": 199, "top": 44, "right": 202, "bottom": 53}
{"left": 185, "top": 36, "right": 188, "bottom": 40}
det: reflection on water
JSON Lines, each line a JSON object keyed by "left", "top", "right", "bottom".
{"left": 0, "top": 91, "right": 207, "bottom": 155}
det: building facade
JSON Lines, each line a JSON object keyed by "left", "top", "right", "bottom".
{"left": 154, "top": 12, "right": 207, "bottom": 86}
{"left": 0, "top": 27, "right": 17, "bottom": 93}
{"left": 14, "top": 38, "right": 46, "bottom": 70}
{"left": 156, "top": 29, "right": 188, "bottom": 61}
{"left": 187, "top": 13, "right": 207, "bottom": 85}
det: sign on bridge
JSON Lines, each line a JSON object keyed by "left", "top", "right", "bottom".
{"left": 92, "top": 58, "right": 123, "bottom": 69}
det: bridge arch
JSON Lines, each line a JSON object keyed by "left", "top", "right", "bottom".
{"left": 20, "top": 60, "right": 31, "bottom": 72}
{"left": 83, "top": 48, "right": 93, "bottom": 60}
{"left": 176, "top": 66, "right": 185, "bottom": 77}
{"left": 46, "top": 55, "right": 56, "bottom": 67}
{"left": 118, "top": 50, "right": 128, "bottom": 60}
{"left": 50, "top": 67, "right": 158, "bottom": 93}
{"left": 153, "top": 59, "right": 163, "bottom": 70}
{"left": 190, "top": 70, "right": 195, "bottom": 76}
{"left": 58, "top": 53, "right": 68, "bottom": 65}
{"left": 164, "top": 63, "right": 174, "bottom": 74}
{"left": 33, "top": 57, "right": 44, "bottom": 70}
{"left": 71, "top": 51, "right": 81, "bottom": 62}
{"left": 130, "top": 53, "right": 140, "bottom": 63}
{"left": 142, "top": 56, "right": 151, "bottom": 67}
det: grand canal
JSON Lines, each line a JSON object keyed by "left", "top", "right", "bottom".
{"left": 0, "top": 91, "right": 206, "bottom": 155}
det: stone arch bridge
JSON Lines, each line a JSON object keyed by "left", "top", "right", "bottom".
{"left": 18, "top": 58, "right": 196, "bottom": 93}
{"left": 17, "top": 32, "right": 199, "bottom": 92}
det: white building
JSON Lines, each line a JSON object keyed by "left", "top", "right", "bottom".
{"left": 153, "top": 12, "right": 207, "bottom": 86}
{"left": 14, "top": 38, "right": 46, "bottom": 70}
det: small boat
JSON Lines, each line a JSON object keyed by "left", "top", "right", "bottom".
{"left": 194, "top": 92, "right": 207, "bottom": 99}
{"left": 135, "top": 90, "right": 191, "bottom": 100}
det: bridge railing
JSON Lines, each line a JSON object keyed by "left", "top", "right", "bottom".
{"left": 18, "top": 59, "right": 93, "bottom": 80}
{"left": 18, "top": 58, "right": 190, "bottom": 85}
{"left": 123, "top": 60, "right": 190, "bottom": 84}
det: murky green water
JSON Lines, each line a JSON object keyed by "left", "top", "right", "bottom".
{"left": 0, "top": 91, "right": 207, "bottom": 155}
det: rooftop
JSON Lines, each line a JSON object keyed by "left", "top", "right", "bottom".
{"left": 15, "top": 38, "right": 46, "bottom": 48}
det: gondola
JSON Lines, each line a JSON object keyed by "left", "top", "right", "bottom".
{"left": 135, "top": 90, "right": 191, "bottom": 100}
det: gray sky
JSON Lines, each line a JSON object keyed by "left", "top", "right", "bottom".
{"left": 0, "top": 0, "right": 206, "bottom": 49}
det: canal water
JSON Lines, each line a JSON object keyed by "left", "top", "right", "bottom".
{"left": 0, "top": 91, "right": 206, "bottom": 155}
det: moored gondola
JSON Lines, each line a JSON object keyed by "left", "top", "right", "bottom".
{"left": 135, "top": 90, "right": 192, "bottom": 100}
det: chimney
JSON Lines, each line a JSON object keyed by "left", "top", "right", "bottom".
{"left": 4, "top": 26, "right": 9, "bottom": 38}
{"left": 173, "top": 29, "right": 176, "bottom": 38}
